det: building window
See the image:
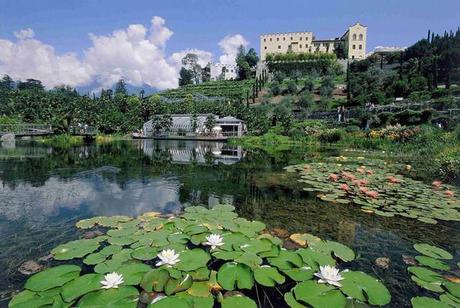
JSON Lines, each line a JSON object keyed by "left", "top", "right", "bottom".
{"left": 359, "top": 44, "right": 362, "bottom": 50}
{"left": 352, "top": 56, "right": 355, "bottom": 59}
{"left": 283, "top": 37, "right": 286, "bottom": 41}
{"left": 352, "top": 44, "right": 356, "bottom": 50}
{"left": 264, "top": 46, "right": 267, "bottom": 50}
{"left": 352, "top": 34, "right": 357, "bottom": 40}
{"left": 270, "top": 38, "right": 272, "bottom": 42}
{"left": 264, "top": 38, "right": 266, "bottom": 42}
{"left": 291, "top": 37, "right": 293, "bottom": 40}
{"left": 277, "top": 38, "right": 279, "bottom": 41}
{"left": 299, "top": 44, "right": 302, "bottom": 48}
{"left": 359, "top": 34, "right": 363, "bottom": 41}
{"left": 300, "top": 37, "right": 302, "bottom": 41}
{"left": 278, "top": 45, "right": 281, "bottom": 49}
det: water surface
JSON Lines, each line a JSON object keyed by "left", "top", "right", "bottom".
{"left": 0, "top": 140, "right": 458, "bottom": 307}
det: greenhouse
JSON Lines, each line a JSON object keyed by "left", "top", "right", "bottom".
{"left": 142, "top": 114, "right": 246, "bottom": 139}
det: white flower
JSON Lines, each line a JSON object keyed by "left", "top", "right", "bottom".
{"left": 100, "top": 272, "right": 124, "bottom": 289}
{"left": 314, "top": 265, "right": 344, "bottom": 287}
{"left": 156, "top": 249, "right": 180, "bottom": 267}
{"left": 204, "top": 234, "right": 224, "bottom": 250}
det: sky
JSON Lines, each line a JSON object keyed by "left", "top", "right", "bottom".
{"left": 0, "top": 0, "right": 459, "bottom": 91}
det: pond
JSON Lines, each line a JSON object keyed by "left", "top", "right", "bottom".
{"left": 0, "top": 140, "right": 459, "bottom": 307}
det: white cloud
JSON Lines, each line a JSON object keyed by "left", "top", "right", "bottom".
{"left": 218, "top": 34, "right": 249, "bottom": 65}
{"left": 169, "top": 48, "right": 213, "bottom": 70}
{"left": 0, "top": 20, "right": 251, "bottom": 91}
{"left": 14, "top": 28, "right": 35, "bottom": 40}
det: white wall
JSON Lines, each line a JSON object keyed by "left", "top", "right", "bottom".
{"left": 210, "top": 63, "right": 238, "bottom": 81}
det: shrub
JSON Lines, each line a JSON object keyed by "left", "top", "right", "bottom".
{"left": 317, "top": 128, "right": 343, "bottom": 143}
{"left": 270, "top": 82, "right": 281, "bottom": 96}
{"left": 432, "top": 88, "right": 449, "bottom": 99}
{"left": 286, "top": 79, "right": 298, "bottom": 95}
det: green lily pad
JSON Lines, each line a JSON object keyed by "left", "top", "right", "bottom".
{"left": 148, "top": 296, "right": 191, "bottom": 308}
{"left": 235, "top": 252, "right": 263, "bottom": 269}
{"left": 131, "top": 246, "right": 158, "bottom": 261}
{"left": 221, "top": 295, "right": 257, "bottom": 308}
{"left": 254, "top": 266, "right": 285, "bottom": 287}
{"left": 413, "top": 244, "right": 453, "bottom": 260}
{"left": 415, "top": 256, "right": 450, "bottom": 270}
{"left": 411, "top": 275, "right": 444, "bottom": 292}
{"left": 25, "top": 265, "right": 81, "bottom": 292}
{"left": 284, "top": 291, "right": 306, "bottom": 308}
{"left": 268, "top": 250, "right": 303, "bottom": 270}
{"left": 140, "top": 269, "right": 170, "bottom": 292}
{"left": 282, "top": 267, "right": 315, "bottom": 282}
{"left": 116, "top": 263, "right": 152, "bottom": 285}
{"left": 293, "top": 280, "right": 347, "bottom": 308}
{"left": 313, "top": 241, "right": 355, "bottom": 262}
{"left": 61, "top": 273, "right": 104, "bottom": 302}
{"left": 94, "top": 260, "right": 123, "bottom": 274}
{"left": 444, "top": 281, "right": 460, "bottom": 298}
{"left": 411, "top": 296, "right": 451, "bottom": 308}
{"left": 51, "top": 239, "right": 101, "bottom": 260}
{"left": 8, "top": 290, "right": 55, "bottom": 308}
{"left": 408, "top": 266, "right": 444, "bottom": 283}
{"left": 340, "top": 271, "right": 391, "bottom": 306}
{"left": 212, "top": 250, "right": 243, "bottom": 261}
{"left": 176, "top": 249, "right": 211, "bottom": 272}
{"left": 165, "top": 274, "right": 193, "bottom": 295}
{"left": 217, "top": 262, "right": 254, "bottom": 290}
{"left": 83, "top": 253, "right": 107, "bottom": 265}
{"left": 77, "top": 286, "right": 139, "bottom": 307}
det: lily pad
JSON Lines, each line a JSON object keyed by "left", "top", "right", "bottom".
{"left": 340, "top": 271, "right": 391, "bottom": 306}
{"left": 413, "top": 244, "right": 453, "bottom": 260}
{"left": 77, "top": 286, "right": 139, "bottom": 307}
{"left": 140, "top": 269, "right": 170, "bottom": 292}
{"left": 221, "top": 295, "right": 257, "bottom": 308}
{"left": 176, "top": 249, "right": 211, "bottom": 272}
{"left": 268, "top": 250, "right": 303, "bottom": 270}
{"left": 217, "top": 262, "right": 254, "bottom": 290}
{"left": 61, "top": 273, "right": 104, "bottom": 302}
{"left": 411, "top": 296, "right": 451, "bottom": 308}
{"left": 293, "top": 280, "right": 347, "bottom": 308}
{"left": 148, "top": 296, "right": 191, "bottom": 308}
{"left": 51, "top": 239, "right": 100, "bottom": 260}
{"left": 25, "top": 265, "right": 81, "bottom": 292}
{"left": 415, "top": 256, "right": 450, "bottom": 271}
{"left": 254, "top": 266, "right": 285, "bottom": 287}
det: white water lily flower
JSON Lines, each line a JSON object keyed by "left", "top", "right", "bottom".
{"left": 156, "top": 249, "right": 180, "bottom": 267}
{"left": 204, "top": 234, "right": 224, "bottom": 249}
{"left": 314, "top": 265, "right": 344, "bottom": 287}
{"left": 100, "top": 272, "right": 124, "bottom": 289}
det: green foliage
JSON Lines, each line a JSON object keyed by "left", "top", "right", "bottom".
{"left": 9, "top": 205, "right": 392, "bottom": 307}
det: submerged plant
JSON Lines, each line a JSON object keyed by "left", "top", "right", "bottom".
{"left": 9, "top": 205, "right": 392, "bottom": 308}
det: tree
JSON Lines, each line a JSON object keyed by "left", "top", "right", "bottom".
{"left": 0, "top": 75, "right": 15, "bottom": 91}
{"left": 334, "top": 42, "right": 346, "bottom": 59}
{"left": 245, "top": 48, "right": 259, "bottom": 67}
{"left": 17, "top": 79, "right": 44, "bottom": 91}
{"left": 114, "top": 79, "right": 128, "bottom": 96}
{"left": 182, "top": 53, "right": 202, "bottom": 84}
{"left": 204, "top": 114, "right": 216, "bottom": 132}
{"left": 179, "top": 67, "right": 194, "bottom": 86}
{"left": 236, "top": 45, "right": 254, "bottom": 80}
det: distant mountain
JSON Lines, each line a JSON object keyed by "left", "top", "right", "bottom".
{"left": 75, "top": 82, "right": 161, "bottom": 97}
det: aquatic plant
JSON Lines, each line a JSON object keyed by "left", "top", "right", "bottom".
{"left": 9, "top": 205, "right": 391, "bottom": 307}
{"left": 285, "top": 157, "right": 460, "bottom": 224}
{"left": 405, "top": 243, "right": 460, "bottom": 308}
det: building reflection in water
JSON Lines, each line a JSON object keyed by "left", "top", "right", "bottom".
{"left": 139, "top": 140, "right": 245, "bottom": 165}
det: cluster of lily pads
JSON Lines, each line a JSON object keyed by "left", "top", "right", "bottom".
{"left": 9, "top": 205, "right": 391, "bottom": 307}
{"left": 407, "top": 243, "right": 460, "bottom": 308}
{"left": 285, "top": 157, "right": 460, "bottom": 224}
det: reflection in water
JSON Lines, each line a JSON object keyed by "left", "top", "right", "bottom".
{"left": 141, "top": 140, "right": 244, "bottom": 165}
{"left": 0, "top": 140, "right": 458, "bottom": 307}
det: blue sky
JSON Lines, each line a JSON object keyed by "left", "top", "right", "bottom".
{"left": 0, "top": 0, "right": 459, "bottom": 90}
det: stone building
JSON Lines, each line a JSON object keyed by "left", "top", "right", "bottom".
{"left": 260, "top": 22, "right": 367, "bottom": 61}
{"left": 210, "top": 63, "right": 238, "bottom": 81}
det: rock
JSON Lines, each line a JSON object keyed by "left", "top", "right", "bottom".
{"left": 1, "top": 141, "right": 15, "bottom": 149}
{"left": 283, "top": 239, "right": 302, "bottom": 250}
{"left": 375, "top": 257, "right": 390, "bottom": 269}
{"left": 271, "top": 228, "right": 289, "bottom": 239}
{"left": 18, "top": 260, "right": 43, "bottom": 275}
{"left": 139, "top": 291, "right": 156, "bottom": 304}
{"left": 38, "top": 254, "right": 53, "bottom": 262}
{"left": 1, "top": 133, "right": 15, "bottom": 142}
{"left": 83, "top": 230, "right": 103, "bottom": 239}
{"left": 402, "top": 255, "right": 417, "bottom": 266}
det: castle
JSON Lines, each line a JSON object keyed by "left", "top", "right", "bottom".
{"left": 260, "top": 22, "right": 367, "bottom": 61}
